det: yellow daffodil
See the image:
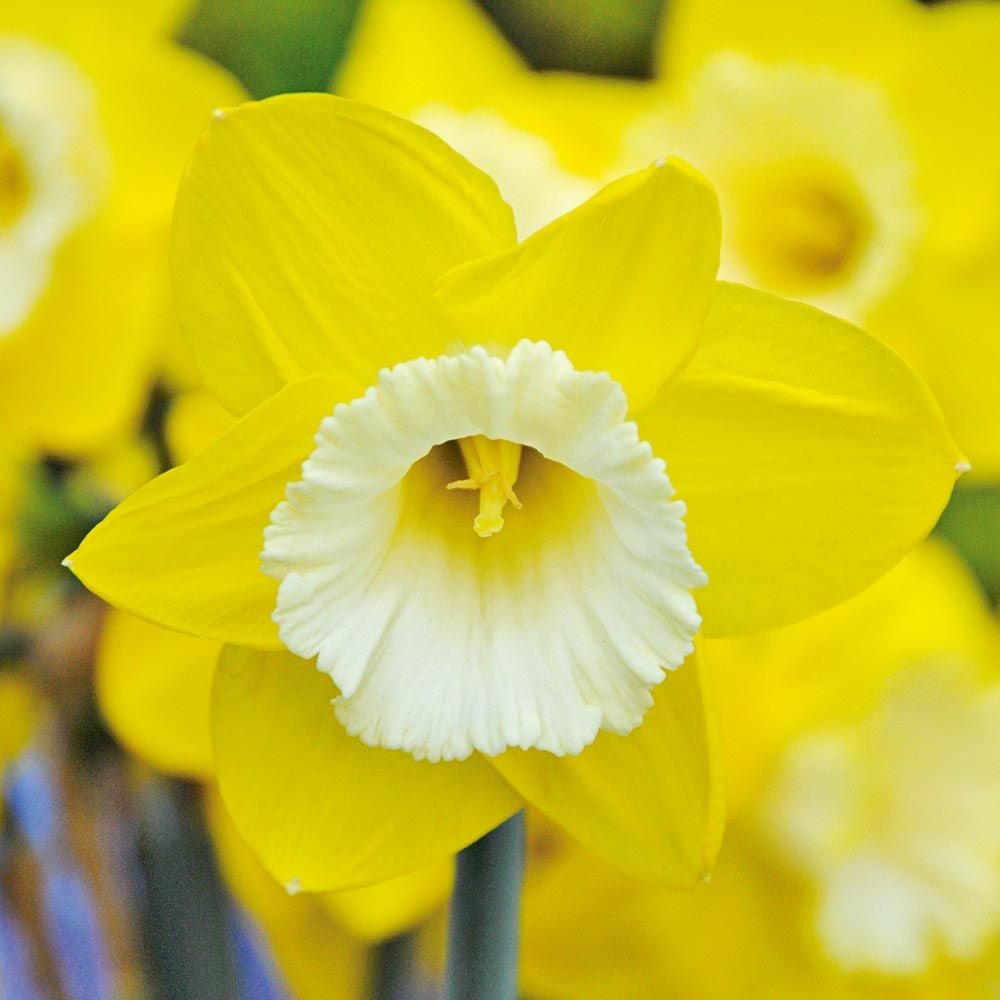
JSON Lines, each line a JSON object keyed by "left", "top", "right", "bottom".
{"left": 338, "top": 0, "right": 1000, "bottom": 480}
{"left": 0, "top": 0, "right": 242, "bottom": 456}
{"left": 633, "top": 0, "right": 1000, "bottom": 477}
{"left": 67, "top": 93, "right": 958, "bottom": 895}
{"left": 520, "top": 542, "right": 1000, "bottom": 998}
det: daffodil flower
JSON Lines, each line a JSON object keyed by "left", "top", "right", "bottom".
{"left": 634, "top": 0, "right": 1000, "bottom": 477}
{"left": 520, "top": 542, "right": 1000, "bottom": 997}
{"left": 67, "top": 94, "right": 959, "bottom": 892}
{"left": 0, "top": 0, "right": 242, "bottom": 456}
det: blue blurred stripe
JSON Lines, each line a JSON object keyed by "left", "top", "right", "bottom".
{"left": 0, "top": 892, "right": 43, "bottom": 1000}
{"left": 229, "top": 905, "right": 291, "bottom": 1000}
{"left": 4, "top": 751, "right": 113, "bottom": 1000}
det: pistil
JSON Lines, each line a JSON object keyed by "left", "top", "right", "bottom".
{"left": 447, "top": 436, "right": 523, "bottom": 537}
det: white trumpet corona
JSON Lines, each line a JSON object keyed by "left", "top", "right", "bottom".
{"left": 263, "top": 340, "right": 705, "bottom": 762}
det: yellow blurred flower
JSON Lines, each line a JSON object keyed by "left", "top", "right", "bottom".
{"left": 0, "top": 0, "right": 242, "bottom": 457}
{"left": 0, "top": 672, "right": 39, "bottom": 787}
{"left": 521, "top": 542, "right": 1000, "bottom": 997}
{"left": 66, "top": 93, "right": 957, "bottom": 902}
{"left": 635, "top": 0, "right": 1000, "bottom": 478}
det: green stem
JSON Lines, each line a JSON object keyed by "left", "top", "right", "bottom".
{"left": 444, "top": 811, "right": 525, "bottom": 1000}
{"left": 369, "top": 932, "right": 413, "bottom": 1000}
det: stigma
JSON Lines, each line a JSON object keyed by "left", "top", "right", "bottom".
{"left": 447, "top": 435, "right": 523, "bottom": 537}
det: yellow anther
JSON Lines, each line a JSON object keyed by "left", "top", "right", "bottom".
{"left": 447, "top": 436, "right": 523, "bottom": 537}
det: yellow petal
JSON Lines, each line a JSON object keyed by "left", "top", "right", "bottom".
{"left": 0, "top": 443, "right": 27, "bottom": 583}
{"left": 659, "top": 0, "right": 917, "bottom": 83}
{"left": 212, "top": 645, "right": 522, "bottom": 891}
{"left": 0, "top": 222, "right": 160, "bottom": 457}
{"left": 642, "top": 282, "right": 961, "bottom": 637}
{"left": 321, "top": 862, "right": 452, "bottom": 942}
{"left": 213, "top": 770, "right": 451, "bottom": 943}
{"left": 494, "top": 72, "right": 658, "bottom": 180}
{"left": 491, "top": 645, "right": 723, "bottom": 887}
{"left": 872, "top": 250, "right": 1000, "bottom": 482}
{"left": 67, "top": 375, "right": 352, "bottom": 648}
{"left": 99, "top": 41, "right": 246, "bottom": 232}
{"left": 172, "top": 93, "right": 517, "bottom": 415}
{"left": 336, "top": 0, "right": 524, "bottom": 114}
{"left": 0, "top": 675, "right": 40, "bottom": 770}
{"left": 121, "top": 0, "right": 194, "bottom": 36}
{"left": 96, "top": 610, "right": 218, "bottom": 780}
{"left": 896, "top": 4, "right": 1000, "bottom": 259}
{"left": 164, "top": 389, "right": 236, "bottom": 465}
{"left": 8, "top": 0, "right": 195, "bottom": 39}
{"left": 437, "top": 160, "right": 720, "bottom": 409}
{"left": 524, "top": 828, "right": 810, "bottom": 1000}
{"left": 205, "top": 790, "right": 368, "bottom": 1000}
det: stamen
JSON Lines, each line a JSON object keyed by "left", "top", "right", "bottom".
{"left": 447, "top": 436, "right": 523, "bottom": 537}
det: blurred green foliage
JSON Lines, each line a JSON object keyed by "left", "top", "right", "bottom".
{"left": 936, "top": 484, "right": 1000, "bottom": 604}
{"left": 180, "top": 0, "right": 664, "bottom": 91}
{"left": 179, "top": 0, "right": 363, "bottom": 98}
{"left": 476, "top": 0, "right": 663, "bottom": 77}
{"left": 19, "top": 463, "right": 110, "bottom": 577}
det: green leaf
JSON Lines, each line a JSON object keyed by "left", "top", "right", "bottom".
{"left": 179, "top": 0, "right": 363, "bottom": 98}
{"left": 935, "top": 482, "right": 1000, "bottom": 602}
{"left": 475, "top": 0, "right": 663, "bottom": 78}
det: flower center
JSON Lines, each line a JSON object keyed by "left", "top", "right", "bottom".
{"left": 733, "top": 158, "right": 872, "bottom": 297}
{"left": 0, "top": 37, "right": 109, "bottom": 334}
{"left": 446, "top": 435, "right": 523, "bottom": 537}
{"left": 263, "top": 340, "right": 705, "bottom": 762}
{"left": 762, "top": 662, "right": 1000, "bottom": 975}
{"left": 0, "top": 125, "right": 30, "bottom": 227}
